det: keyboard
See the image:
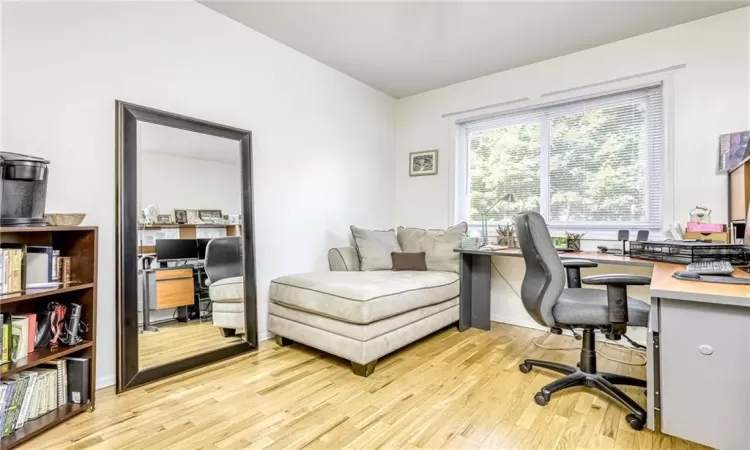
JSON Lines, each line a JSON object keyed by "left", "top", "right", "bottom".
{"left": 685, "top": 260, "right": 734, "bottom": 276}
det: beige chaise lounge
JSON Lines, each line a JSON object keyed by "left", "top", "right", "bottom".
{"left": 269, "top": 224, "right": 465, "bottom": 376}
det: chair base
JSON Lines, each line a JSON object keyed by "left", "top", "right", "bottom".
{"left": 519, "top": 328, "right": 647, "bottom": 431}
{"left": 519, "top": 360, "right": 646, "bottom": 430}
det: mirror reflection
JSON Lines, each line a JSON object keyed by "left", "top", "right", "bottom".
{"left": 136, "top": 122, "right": 245, "bottom": 370}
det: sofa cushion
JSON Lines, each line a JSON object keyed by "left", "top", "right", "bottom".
{"left": 269, "top": 271, "right": 459, "bottom": 324}
{"left": 350, "top": 226, "right": 401, "bottom": 271}
{"left": 209, "top": 276, "right": 244, "bottom": 302}
{"left": 269, "top": 298, "right": 458, "bottom": 341}
{"left": 397, "top": 223, "right": 467, "bottom": 273}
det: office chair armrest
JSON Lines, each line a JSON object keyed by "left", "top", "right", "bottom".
{"left": 581, "top": 273, "right": 651, "bottom": 286}
{"left": 562, "top": 259, "right": 598, "bottom": 268}
{"left": 562, "top": 260, "right": 598, "bottom": 288}
{"left": 581, "top": 274, "right": 651, "bottom": 286}
{"left": 582, "top": 274, "right": 650, "bottom": 335}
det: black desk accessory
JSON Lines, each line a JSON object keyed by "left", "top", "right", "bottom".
{"left": 672, "top": 271, "right": 750, "bottom": 285}
{"left": 618, "top": 230, "right": 630, "bottom": 255}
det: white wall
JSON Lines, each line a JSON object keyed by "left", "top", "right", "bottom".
{"left": 139, "top": 152, "right": 242, "bottom": 216}
{"left": 394, "top": 8, "right": 749, "bottom": 332}
{"left": 2, "top": 1, "right": 396, "bottom": 388}
{"left": 394, "top": 7, "right": 750, "bottom": 229}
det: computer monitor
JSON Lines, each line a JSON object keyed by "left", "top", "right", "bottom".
{"left": 155, "top": 239, "right": 198, "bottom": 262}
{"left": 197, "top": 238, "right": 211, "bottom": 261}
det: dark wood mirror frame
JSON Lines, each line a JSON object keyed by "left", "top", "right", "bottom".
{"left": 115, "top": 101, "right": 257, "bottom": 393}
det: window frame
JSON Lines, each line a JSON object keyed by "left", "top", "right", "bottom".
{"left": 452, "top": 79, "right": 673, "bottom": 239}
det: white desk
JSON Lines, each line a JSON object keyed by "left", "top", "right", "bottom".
{"left": 456, "top": 249, "right": 750, "bottom": 449}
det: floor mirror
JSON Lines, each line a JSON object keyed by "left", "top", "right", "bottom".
{"left": 115, "top": 101, "right": 257, "bottom": 392}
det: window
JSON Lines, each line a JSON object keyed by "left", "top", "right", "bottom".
{"left": 457, "top": 85, "right": 663, "bottom": 233}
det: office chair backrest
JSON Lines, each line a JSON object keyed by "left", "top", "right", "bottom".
{"left": 514, "top": 211, "right": 566, "bottom": 328}
{"left": 205, "top": 237, "right": 243, "bottom": 283}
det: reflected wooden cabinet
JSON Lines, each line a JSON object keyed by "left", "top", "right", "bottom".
{"left": 146, "top": 268, "right": 194, "bottom": 309}
{"left": 729, "top": 159, "right": 750, "bottom": 221}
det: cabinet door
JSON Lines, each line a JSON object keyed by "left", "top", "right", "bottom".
{"left": 155, "top": 277, "right": 194, "bottom": 308}
{"left": 659, "top": 299, "right": 750, "bottom": 449}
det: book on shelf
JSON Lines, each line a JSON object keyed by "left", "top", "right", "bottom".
{"left": 1, "top": 315, "right": 10, "bottom": 364}
{"left": 14, "top": 371, "right": 37, "bottom": 430}
{"left": 57, "top": 257, "right": 72, "bottom": 284}
{"left": 63, "top": 357, "right": 89, "bottom": 405}
{"left": 26, "top": 246, "right": 54, "bottom": 286}
{"left": 0, "top": 374, "right": 27, "bottom": 438}
{"left": 11, "top": 314, "right": 35, "bottom": 355}
{"left": 9, "top": 317, "right": 28, "bottom": 362}
{"left": 0, "top": 246, "right": 25, "bottom": 295}
{"left": 0, "top": 378, "right": 15, "bottom": 437}
{"left": 1, "top": 374, "right": 28, "bottom": 437}
{"left": 40, "top": 360, "right": 67, "bottom": 406}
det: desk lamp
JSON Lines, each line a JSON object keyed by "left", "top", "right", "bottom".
{"left": 480, "top": 193, "right": 518, "bottom": 246}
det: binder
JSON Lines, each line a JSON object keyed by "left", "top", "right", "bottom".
{"left": 63, "top": 357, "right": 89, "bottom": 404}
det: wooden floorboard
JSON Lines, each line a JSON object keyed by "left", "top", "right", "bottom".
{"left": 21, "top": 323, "right": 705, "bottom": 449}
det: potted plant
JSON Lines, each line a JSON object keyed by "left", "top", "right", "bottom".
{"left": 565, "top": 231, "right": 586, "bottom": 252}
{"left": 496, "top": 222, "right": 516, "bottom": 247}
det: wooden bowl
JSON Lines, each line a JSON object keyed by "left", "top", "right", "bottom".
{"left": 45, "top": 213, "right": 86, "bottom": 226}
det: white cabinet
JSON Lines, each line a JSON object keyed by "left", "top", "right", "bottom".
{"left": 659, "top": 299, "right": 750, "bottom": 449}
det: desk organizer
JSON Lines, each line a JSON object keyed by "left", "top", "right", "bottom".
{"left": 630, "top": 241, "right": 747, "bottom": 265}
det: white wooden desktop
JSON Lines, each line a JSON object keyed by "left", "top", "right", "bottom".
{"left": 456, "top": 248, "right": 750, "bottom": 449}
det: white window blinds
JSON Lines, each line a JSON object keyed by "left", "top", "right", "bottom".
{"left": 458, "top": 85, "right": 663, "bottom": 231}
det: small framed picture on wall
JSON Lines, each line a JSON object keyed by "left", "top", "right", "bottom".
{"left": 409, "top": 149, "right": 438, "bottom": 176}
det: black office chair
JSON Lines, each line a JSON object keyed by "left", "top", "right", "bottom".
{"left": 514, "top": 211, "right": 651, "bottom": 430}
{"left": 204, "top": 237, "right": 243, "bottom": 284}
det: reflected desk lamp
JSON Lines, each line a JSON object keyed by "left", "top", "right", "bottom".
{"left": 480, "top": 193, "right": 518, "bottom": 246}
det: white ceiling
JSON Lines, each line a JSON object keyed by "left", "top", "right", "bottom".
{"left": 200, "top": 1, "right": 748, "bottom": 98}
{"left": 138, "top": 122, "right": 240, "bottom": 164}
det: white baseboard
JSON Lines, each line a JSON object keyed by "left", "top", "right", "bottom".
{"left": 96, "top": 374, "right": 115, "bottom": 390}
{"left": 258, "top": 330, "right": 272, "bottom": 342}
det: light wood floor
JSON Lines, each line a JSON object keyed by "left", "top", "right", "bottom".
{"left": 25, "top": 323, "right": 705, "bottom": 449}
{"left": 139, "top": 320, "right": 243, "bottom": 369}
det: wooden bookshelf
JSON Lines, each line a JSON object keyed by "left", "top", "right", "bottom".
{"left": 1, "top": 402, "right": 92, "bottom": 448}
{"left": 0, "top": 226, "right": 97, "bottom": 449}
{"left": 0, "top": 341, "right": 93, "bottom": 376}
{"left": 0, "top": 283, "right": 94, "bottom": 306}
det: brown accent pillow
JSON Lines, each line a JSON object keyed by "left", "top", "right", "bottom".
{"left": 391, "top": 252, "right": 427, "bottom": 271}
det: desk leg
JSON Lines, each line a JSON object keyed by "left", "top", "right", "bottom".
{"left": 459, "top": 253, "right": 491, "bottom": 331}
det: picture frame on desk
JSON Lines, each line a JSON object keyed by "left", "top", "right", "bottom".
{"left": 155, "top": 214, "right": 173, "bottom": 225}
{"left": 198, "top": 210, "right": 222, "bottom": 223}
{"left": 173, "top": 209, "right": 188, "bottom": 225}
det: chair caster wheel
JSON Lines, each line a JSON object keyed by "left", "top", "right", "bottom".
{"left": 534, "top": 392, "right": 549, "bottom": 406}
{"left": 519, "top": 363, "right": 532, "bottom": 374}
{"left": 626, "top": 414, "right": 645, "bottom": 431}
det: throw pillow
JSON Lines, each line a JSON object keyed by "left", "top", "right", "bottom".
{"left": 350, "top": 225, "right": 401, "bottom": 271}
{"left": 391, "top": 252, "right": 427, "bottom": 271}
{"left": 396, "top": 222, "right": 468, "bottom": 272}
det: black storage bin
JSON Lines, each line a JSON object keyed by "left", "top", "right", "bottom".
{"left": 0, "top": 152, "right": 50, "bottom": 227}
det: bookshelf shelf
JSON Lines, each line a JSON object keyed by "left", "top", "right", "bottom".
{"left": 0, "top": 341, "right": 93, "bottom": 377}
{"left": 0, "top": 226, "right": 97, "bottom": 448}
{"left": 0, "top": 402, "right": 92, "bottom": 448}
{"left": 0, "top": 283, "right": 95, "bottom": 306}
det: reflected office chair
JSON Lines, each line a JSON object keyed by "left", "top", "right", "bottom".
{"left": 514, "top": 211, "right": 651, "bottom": 430}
